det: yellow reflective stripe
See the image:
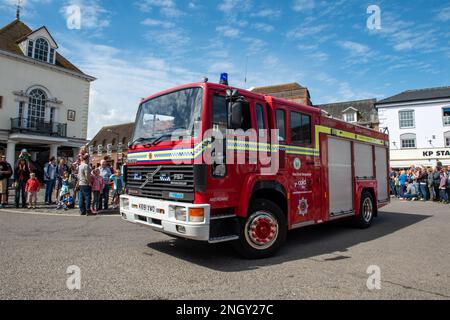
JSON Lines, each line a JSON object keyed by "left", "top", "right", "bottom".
{"left": 128, "top": 126, "right": 385, "bottom": 161}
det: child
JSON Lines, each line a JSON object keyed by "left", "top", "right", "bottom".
{"left": 56, "top": 172, "right": 71, "bottom": 210}
{"left": 110, "top": 170, "right": 124, "bottom": 210}
{"left": 25, "top": 173, "right": 40, "bottom": 209}
{"left": 62, "top": 192, "right": 75, "bottom": 210}
{"left": 90, "top": 168, "right": 104, "bottom": 214}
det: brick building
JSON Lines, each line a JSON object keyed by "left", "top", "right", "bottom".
{"left": 88, "top": 122, "right": 134, "bottom": 169}
{"left": 250, "top": 83, "right": 313, "bottom": 106}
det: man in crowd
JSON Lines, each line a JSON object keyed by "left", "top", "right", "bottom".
{"left": 77, "top": 154, "right": 92, "bottom": 216}
{"left": 389, "top": 168, "right": 397, "bottom": 197}
{"left": 432, "top": 167, "right": 441, "bottom": 202}
{"left": 44, "top": 157, "right": 57, "bottom": 205}
{"left": 0, "top": 155, "right": 13, "bottom": 209}
{"left": 98, "top": 160, "right": 112, "bottom": 211}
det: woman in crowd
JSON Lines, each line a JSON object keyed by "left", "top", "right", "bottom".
{"left": 14, "top": 158, "right": 30, "bottom": 208}
{"left": 90, "top": 168, "right": 104, "bottom": 215}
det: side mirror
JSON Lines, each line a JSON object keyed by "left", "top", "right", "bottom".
{"left": 229, "top": 100, "right": 248, "bottom": 129}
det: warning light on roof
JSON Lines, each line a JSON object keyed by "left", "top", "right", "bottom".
{"left": 219, "top": 73, "right": 228, "bottom": 85}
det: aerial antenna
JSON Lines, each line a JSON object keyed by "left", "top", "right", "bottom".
{"left": 244, "top": 55, "right": 249, "bottom": 84}
{"left": 16, "top": 0, "right": 22, "bottom": 20}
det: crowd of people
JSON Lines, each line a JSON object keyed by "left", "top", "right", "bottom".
{"left": 0, "top": 147, "right": 124, "bottom": 215}
{"left": 389, "top": 160, "right": 450, "bottom": 203}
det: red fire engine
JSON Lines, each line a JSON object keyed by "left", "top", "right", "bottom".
{"left": 120, "top": 78, "right": 390, "bottom": 259}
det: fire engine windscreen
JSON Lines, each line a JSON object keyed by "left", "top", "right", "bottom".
{"left": 133, "top": 87, "right": 203, "bottom": 142}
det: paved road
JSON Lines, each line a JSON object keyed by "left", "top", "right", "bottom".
{"left": 0, "top": 199, "right": 449, "bottom": 300}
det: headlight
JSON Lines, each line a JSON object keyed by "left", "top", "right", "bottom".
{"left": 121, "top": 198, "right": 129, "bottom": 210}
{"left": 189, "top": 208, "right": 205, "bottom": 222}
{"left": 174, "top": 206, "right": 187, "bottom": 221}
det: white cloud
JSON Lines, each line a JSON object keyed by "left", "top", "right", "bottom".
{"left": 436, "top": 5, "right": 450, "bottom": 21}
{"left": 369, "top": 13, "right": 439, "bottom": 53}
{"left": 337, "top": 40, "right": 370, "bottom": 55}
{"left": 286, "top": 24, "right": 328, "bottom": 39}
{"left": 208, "top": 61, "right": 236, "bottom": 74}
{"left": 252, "top": 23, "right": 274, "bottom": 32}
{"left": 292, "top": 0, "right": 315, "bottom": 12}
{"left": 251, "top": 8, "right": 282, "bottom": 19}
{"left": 242, "top": 37, "right": 266, "bottom": 54}
{"left": 219, "top": 0, "right": 239, "bottom": 13}
{"left": 136, "top": 0, "right": 182, "bottom": 17}
{"left": 141, "top": 18, "right": 174, "bottom": 28}
{"left": 216, "top": 25, "right": 241, "bottom": 38}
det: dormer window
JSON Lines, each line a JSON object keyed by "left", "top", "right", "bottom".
{"left": 34, "top": 38, "right": 49, "bottom": 62}
{"left": 25, "top": 37, "right": 56, "bottom": 64}
{"left": 344, "top": 112, "right": 356, "bottom": 123}
{"left": 342, "top": 107, "right": 358, "bottom": 123}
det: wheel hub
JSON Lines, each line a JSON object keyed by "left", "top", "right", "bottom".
{"left": 246, "top": 212, "right": 279, "bottom": 250}
{"left": 362, "top": 198, "right": 373, "bottom": 222}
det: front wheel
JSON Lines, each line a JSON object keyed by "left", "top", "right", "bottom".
{"left": 232, "top": 199, "right": 287, "bottom": 259}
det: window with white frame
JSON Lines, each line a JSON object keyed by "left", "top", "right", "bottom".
{"left": 445, "top": 132, "right": 450, "bottom": 147}
{"left": 344, "top": 112, "right": 356, "bottom": 123}
{"left": 399, "top": 110, "right": 415, "bottom": 128}
{"left": 34, "top": 38, "right": 49, "bottom": 62}
{"left": 443, "top": 107, "right": 450, "bottom": 126}
{"left": 27, "top": 40, "right": 33, "bottom": 57}
{"left": 400, "top": 133, "right": 416, "bottom": 149}
{"left": 28, "top": 89, "right": 46, "bottom": 128}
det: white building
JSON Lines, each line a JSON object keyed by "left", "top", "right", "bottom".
{"left": 0, "top": 18, "right": 95, "bottom": 169}
{"left": 376, "top": 87, "right": 450, "bottom": 168}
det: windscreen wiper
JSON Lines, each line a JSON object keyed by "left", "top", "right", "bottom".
{"left": 151, "top": 127, "right": 188, "bottom": 146}
{"left": 129, "top": 137, "right": 155, "bottom": 148}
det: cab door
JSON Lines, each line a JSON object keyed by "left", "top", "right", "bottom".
{"left": 286, "top": 110, "right": 320, "bottom": 226}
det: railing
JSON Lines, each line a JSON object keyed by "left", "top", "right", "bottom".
{"left": 10, "top": 118, "right": 67, "bottom": 137}
{"left": 444, "top": 116, "right": 450, "bottom": 126}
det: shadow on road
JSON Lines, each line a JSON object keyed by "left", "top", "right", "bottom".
{"left": 146, "top": 210, "right": 430, "bottom": 272}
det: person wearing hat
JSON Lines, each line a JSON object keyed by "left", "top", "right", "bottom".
{"left": 14, "top": 158, "right": 30, "bottom": 208}
{"left": 0, "top": 155, "right": 13, "bottom": 209}
{"left": 18, "top": 149, "right": 35, "bottom": 174}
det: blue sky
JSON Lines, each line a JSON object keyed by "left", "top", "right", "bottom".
{"left": 1, "top": 0, "right": 450, "bottom": 138}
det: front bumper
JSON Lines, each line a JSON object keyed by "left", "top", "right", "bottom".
{"left": 120, "top": 195, "right": 210, "bottom": 241}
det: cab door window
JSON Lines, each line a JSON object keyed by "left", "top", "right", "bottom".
{"left": 255, "top": 103, "right": 267, "bottom": 138}
{"left": 290, "top": 111, "right": 312, "bottom": 145}
{"left": 276, "top": 109, "right": 286, "bottom": 141}
{"left": 212, "top": 94, "right": 227, "bottom": 132}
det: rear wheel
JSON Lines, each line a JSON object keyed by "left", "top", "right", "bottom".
{"left": 355, "top": 191, "right": 375, "bottom": 229}
{"left": 232, "top": 199, "right": 287, "bottom": 259}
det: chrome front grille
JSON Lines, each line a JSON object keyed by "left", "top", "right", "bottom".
{"left": 126, "top": 165, "right": 195, "bottom": 202}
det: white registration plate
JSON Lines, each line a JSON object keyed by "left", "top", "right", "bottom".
{"left": 138, "top": 204, "right": 156, "bottom": 213}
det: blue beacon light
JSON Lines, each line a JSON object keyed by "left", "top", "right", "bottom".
{"left": 219, "top": 73, "right": 229, "bottom": 85}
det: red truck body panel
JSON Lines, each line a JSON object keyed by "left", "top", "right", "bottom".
{"left": 126, "top": 82, "right": 390, "bottom": 231}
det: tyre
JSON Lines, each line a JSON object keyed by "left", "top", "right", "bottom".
{"left": 355, "top": 191, "right": 375, "bottom": 229}
{"left": 232, "top": 199, "right": 287, "bottom": 259}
